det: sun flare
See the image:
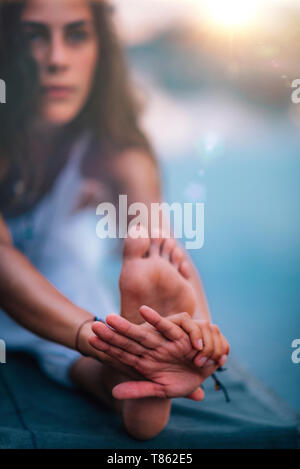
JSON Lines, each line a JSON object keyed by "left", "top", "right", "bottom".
{"left": 194, "top": 0, "right": 267, "bottom": 33}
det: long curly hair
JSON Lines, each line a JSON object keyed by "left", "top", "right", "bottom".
{"left": 0, "top": 0, "right": 155, "bottom": 211}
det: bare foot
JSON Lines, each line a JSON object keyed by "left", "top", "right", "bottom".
{"left": 93, "top": 228, "right": 199, "bottom": 439}
{"left": 119, "top": 227, "right": 197, "bottom": 324}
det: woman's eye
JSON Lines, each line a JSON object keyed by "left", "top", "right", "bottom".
{"left": 67, "top": 30, "right": 89, "bottom": 44}
{"left": 23, "top": 30, "right": 48, "bottom": 44}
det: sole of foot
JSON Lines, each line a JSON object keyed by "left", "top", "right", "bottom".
{"left": 119, "top": 226, "right": 197, "bottom": 324}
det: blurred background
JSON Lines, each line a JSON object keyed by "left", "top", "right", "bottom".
{"left": 102, "top": 0, "right": 300, "bottom": 412}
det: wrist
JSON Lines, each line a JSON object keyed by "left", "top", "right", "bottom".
{"left": 77, "top": 320, "right": 98, "bottom": 357}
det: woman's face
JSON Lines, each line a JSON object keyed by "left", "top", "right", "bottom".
{"left": 21, "top": 0, "right": 99, "bottom": 126}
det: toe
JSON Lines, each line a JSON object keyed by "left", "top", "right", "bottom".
{"left": 149, "top": 229, "right": 164, "bottom": 256}
{"left": 123, "top": 225, "right": 150, "bottom": 258}
{"left": 179, "top": 260, "right": 191, "bottom": 279}
{"left": 161, "top": 238, "right": 176, "bottom": 261}
{"left": 171, "top": 246, "right": 184, "bottom": 269}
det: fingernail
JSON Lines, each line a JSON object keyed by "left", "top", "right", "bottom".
{"left": 197, "top": 339, "right": 203, "bottom": 350}
{"left": 219, "top": 355, "right": 228, "bottom": 366}
{"left": 196, "top": 357, "right": 207, "bottom": 367}
{"left": 203, "top": 359, "right": 215, "bottom": 368}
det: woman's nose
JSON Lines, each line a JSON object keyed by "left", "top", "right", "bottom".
{"left": 47, "top": 33, "right": 68, "bottom": 72}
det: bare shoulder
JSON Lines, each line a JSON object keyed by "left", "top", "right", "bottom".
{"left": 110, "top": 148, "right": 158, "bottom": 179}
{"left": 109, "top": 148, "right": 161, "bottom": 203}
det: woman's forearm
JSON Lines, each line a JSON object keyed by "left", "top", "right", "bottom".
{"left": 0, "top": 242, "right": 95, "bottom": 350}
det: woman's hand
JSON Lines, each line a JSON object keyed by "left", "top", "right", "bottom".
{"left": 89, "top": 306, "right": 230, "bottom": 401}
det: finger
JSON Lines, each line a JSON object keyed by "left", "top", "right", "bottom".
{"left": 209, "top": 324, "right": 223, "bottom": 363}
{"left": 90, "top": 346, "right": 140, "bottom": 379}
{"left": 193, "top": 323, "right": 229, "bottom": 365}
{"left": 215, "top": 334, "right": 230, "bottom": 367}
{"left": 221, "top": 334, "right": 230, "bottom": 356}
{"left": 169, "top": 315, "right": 204, "bottom": 351}
{"left": 139, "top": 305, "right": 184, "bottom": 341}
{"left": 185, "top": 387, "right": 205, "bottom": 401}
{"left": 219, "top": 354, "right": 228, "bottom": 367}
{"left": 194, "top": 321, "right": 214, "bottom": 367}
{"left": 103, "top": 314, "right": 161, "bottom": 349}
{"left": 198, "top": 361, "right": 219, "bottom": 379}
{"left": 89, "top": 335, "right": 140, "bottom": 368}
{"left": 112, "top": 381, "right": 166, "bottom": 400}
{"left": 92, "top": 322, "right": 146, "bottom": 356}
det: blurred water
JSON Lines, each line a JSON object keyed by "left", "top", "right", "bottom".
{"left": 163, "top": 118, "right": 300, "bottom": 411}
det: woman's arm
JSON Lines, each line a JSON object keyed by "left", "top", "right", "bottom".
{"left": 0, "top": 214, "right": 90, "bottom": 350}
{"left": 0, "top": 213, "right": 137, "bottom": 372}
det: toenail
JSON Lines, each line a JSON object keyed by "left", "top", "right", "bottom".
{"left": 196, "top": 357, "right": 207, "bottom": 367}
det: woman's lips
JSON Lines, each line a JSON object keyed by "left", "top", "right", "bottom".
{"left": 42, "top": 86, "right": 75, "bottom": 99}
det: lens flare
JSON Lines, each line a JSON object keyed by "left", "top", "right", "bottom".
{"left": 194, "top": 0, "right": 268, "bottom": 32}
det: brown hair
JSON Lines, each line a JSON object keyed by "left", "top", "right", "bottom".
{"left": 0, "top": 0, "right": 155, "bottom": 211}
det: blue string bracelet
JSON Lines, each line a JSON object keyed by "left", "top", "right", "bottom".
{"left": 94, "top": 316, "right": 105, "bottom": 323}
{"left": 75, "top": 316, "right": 105, "bottom": 354}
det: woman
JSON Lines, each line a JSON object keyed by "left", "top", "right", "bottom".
{"left": 0, "top": 0, "right": 229, "bottom": 440}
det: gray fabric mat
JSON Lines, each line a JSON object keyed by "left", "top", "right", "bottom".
{"left": 0, "top": 353, "right": 299, "bottom": 449}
